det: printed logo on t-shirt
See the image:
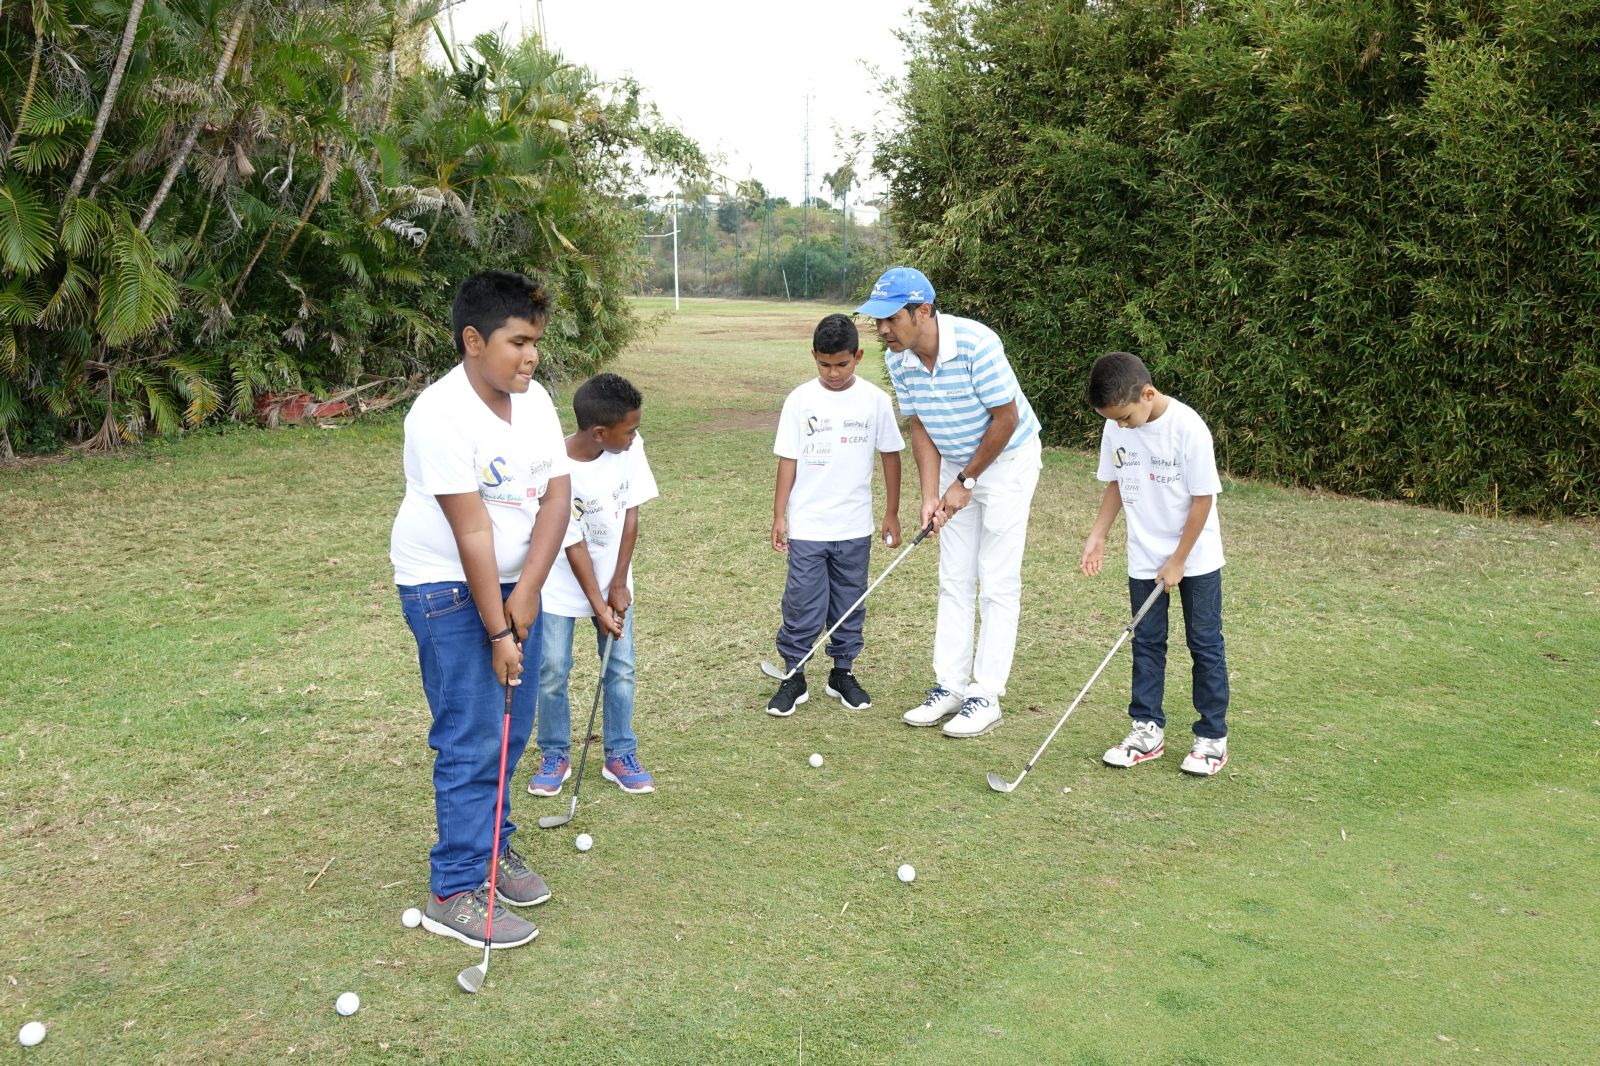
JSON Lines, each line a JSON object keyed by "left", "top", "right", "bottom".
{"left": 573, "top": 495, "right": 612, "bottom": 548}
{"left": 1147, "top": 454, "right": 1183, "bottom": 485}
{"left": 525, "top": 457, "right": 553, "bottom": 499}
{"left": 480, "top": 455, "right": 523, "bottom": 508}
{"left": 1112, "top": 447, "right": 1139, "bottom": 470}
{"left": 804, "top": 414, "right": 833, "bottom": 437}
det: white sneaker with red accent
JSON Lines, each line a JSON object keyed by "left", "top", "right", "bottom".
{"left": 1103, "top": 720, "right": 1164, "bottom": 767}
{"left": 1180, "top": 735, "right": 1228, "bottom": 776}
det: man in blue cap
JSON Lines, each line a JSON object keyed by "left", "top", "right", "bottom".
{"left": 857, "top": 267, "right": 1043, "bottom": 738}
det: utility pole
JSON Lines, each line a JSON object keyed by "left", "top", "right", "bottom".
{"left": 801, "top": 92, "right": 811, "bottom": 299}
{"left": 672, "top": 198, "right": 680, "bottom": 311}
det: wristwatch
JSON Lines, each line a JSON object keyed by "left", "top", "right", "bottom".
{"left": 958, "top": 471, "right": 977, "bottom": 490}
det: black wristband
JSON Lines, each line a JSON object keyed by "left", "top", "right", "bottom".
{"left": 485, "top": 626, "right": 514, "bottom": 645}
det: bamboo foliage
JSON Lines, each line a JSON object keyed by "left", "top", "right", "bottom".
{"left": 882, "top": 0, "right": 1600, "bottom": 515}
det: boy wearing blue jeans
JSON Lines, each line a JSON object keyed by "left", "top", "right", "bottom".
{"left": 1079, "top": 351, "right": 1231, "bottom": 776}
{"left": 527, "top": 373, "right": 660, "bottom": 797}
{"left": 391, "top": 271, "right": 575, "bottom": 950}
{"left": 766, "top": 314, "right": 904, "bottom": 716}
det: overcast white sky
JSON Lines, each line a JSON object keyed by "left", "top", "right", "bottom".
{"left": 447, "top": 0, "right": 911, "bottom": 205}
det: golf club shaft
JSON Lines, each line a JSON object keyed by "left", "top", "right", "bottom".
{"left": 480, "top": 681, "right": 515, "bottom": 964}
{"left": 781, "top": 519, "right": 935, "bottom": 678}
{"left": 1011, "top": 580, "right": 1166, "bottom": 787}
{"left": 566, "top": 633, "right": 616, "bottom": 814}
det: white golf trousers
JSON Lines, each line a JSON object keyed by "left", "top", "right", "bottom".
{"left": 934, "top": 435, "right": 1042, "bottom": 700}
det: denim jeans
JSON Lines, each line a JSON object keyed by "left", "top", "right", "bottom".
{"left": 776, "top": 537, "right": 871, "bottom": 671}
{"left": 398, "top": 581, "right": 542, "bottom": 899}
{"left": 535, "top": 610, "right": 637, "bottom": 760}
{"left": 1127, "top": 568, "right": 1229, "bottom": 739}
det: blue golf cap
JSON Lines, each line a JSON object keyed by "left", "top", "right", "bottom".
{"left": 855, "top": 266, "right": 935, "bottom": 318}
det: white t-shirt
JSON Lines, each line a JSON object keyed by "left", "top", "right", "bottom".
{"left": 390, "top": 364, "right": 574, "bottom": 585}
{"left": 774, "top": 378, "right": 905, "bottom": 541}
{"left": 542, "top": 436, "right": 661, "bottom": 617}
{"left": 1096, "top": 397, "right": 1225, "bottom": 579}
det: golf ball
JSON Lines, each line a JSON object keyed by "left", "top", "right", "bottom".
{"left": 335, "top": 992, "right": 360, "bottom": 1016}
{"left": 809, "top": 753, "right": 824, "bottom": 768}
{"left": 897, "top": 863, "right": 916, "bottom": 883}
{"left": 401, "top": 907, "right": 422, "bottom": 929}
{"left": 17, "top": 1022, "right": 46, "bottom": 1047}
{"left": 575, "top": 832, "right": 593, "bottom": 852}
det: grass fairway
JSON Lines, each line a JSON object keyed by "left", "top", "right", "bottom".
{"left": 2, "top": 296, "right": 1597, "bottom": 1064}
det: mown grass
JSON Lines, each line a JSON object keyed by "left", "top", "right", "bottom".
{"left": 2, "top": 297, "right": 1597, "bottom": 1064}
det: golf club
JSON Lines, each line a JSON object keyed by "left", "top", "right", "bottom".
{"left": 538, "top": 632, "right": 617, "bottom": 830}
{"left": 987, "top": 579, "right": 1167, "bottom": 794}
{"left": 759, "top": 518, "right": 936, "bottom": 682}
{"left": 458, "top": 673, "right": 516, "bottom": 993}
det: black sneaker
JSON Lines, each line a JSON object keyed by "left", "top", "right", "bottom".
{"left": 826, "top": 668, "right": 871, "bottom": 710}
{"left": 765, "top": 673, "right": 808, "bottom": 717}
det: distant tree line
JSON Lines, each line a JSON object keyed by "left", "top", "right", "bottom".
{"left": 0, "top": 2, "right": 703, "bottom": 455}
{"left": 882, "top": 0, "right": 1599, "bottom": 515}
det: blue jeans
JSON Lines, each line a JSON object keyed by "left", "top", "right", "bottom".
{"left": 776, "top": 536, "right": 871, "bottom": 671}
{"left": 1127, "top": 568, "right": 1229, "bottom": 739}
{"left": 535, "top": 610, "right": 637, "bottom": 759}
{"left": 398, "top": 582, "right": 541, "bottom": 899}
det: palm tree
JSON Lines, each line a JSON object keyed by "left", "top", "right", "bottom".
{"left": 59, "top": 0, "right": 146, "bottom": 214}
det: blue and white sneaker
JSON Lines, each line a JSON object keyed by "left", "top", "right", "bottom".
{"left": 526, "top": 750, "right": 571, "bottom": 797}
{"left": 602, "top": 752, "right": 656, "bottom": 794}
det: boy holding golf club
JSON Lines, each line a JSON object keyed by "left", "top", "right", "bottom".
{"left": 1079, "top": 351, "right": 1231, "bottom": 776}
{"left": 766, "top": 313, "right": 904, "bottom": 716}
{"left": 391, "top": 270, "right": 575, "bottom": 951}
{"left": 527, "top": 372, "right": 660, "bottom": 798}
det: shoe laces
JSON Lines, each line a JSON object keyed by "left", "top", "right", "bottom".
{"left": 613, "top": 752, "right": 644, "bottom": 774}
{"left": 1192, "top": 736, "right": 1226, "bottom": 758}
{"left": 539, "top": 749, "right": 565, "bottom": 774}
{"left": 922, "top": 686, "right": 952, "bottom": 707}
{"left": 779, "top": 674, "right": 806, "bottom": 695}
{"left": 499, "top": 845, "right": 531, "bottom": 877}
{"left": 958, "top": 695, "right": 991, "bottom": 718}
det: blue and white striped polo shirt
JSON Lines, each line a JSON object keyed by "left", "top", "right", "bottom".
{"left": 885, "top": 312, "right": 1041, "bottom": 464}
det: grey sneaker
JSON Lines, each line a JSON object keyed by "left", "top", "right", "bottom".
{"left": 496, "top": 844, "right": 551, "bottom": 906}
{"left": 1180, "top": 735, "right": 1229, "bottom": 776}
{"left": 422, "top": 885, "right": 539, "bottom": 949}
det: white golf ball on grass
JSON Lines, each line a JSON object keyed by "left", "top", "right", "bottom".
{"left": 401, "top": 907, "right": 422, "bottom": 929}
{"left": 335, "top": 992, "right": 360, "bottom": 1016}
{"left": 897, "top": 864, "right": 916, "bottom": 883}
{"left": 809, "top": 753, "right": 823, "bottom": 768}
{"left": 575, "top": 832, "right": 593, "bottom": 852}
{"left": 17, "top": 1021, "right": 46, "bottom": 1047}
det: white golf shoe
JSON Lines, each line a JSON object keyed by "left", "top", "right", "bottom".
{"left": 1103, "top": 720, "right": 1165, "bottom": 767}
{"left": 903, "top": 686, "right": 963, "bottom": 727}
{"left": 1180, "top": 735, "right": 1229, "bottom": 776}
{"left": 941, "top": 695, "right": 1001, "bottom": 738}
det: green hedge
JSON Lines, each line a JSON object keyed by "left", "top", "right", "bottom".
{"left": 881, "top": 0, "right": 1600, "bottom": 515}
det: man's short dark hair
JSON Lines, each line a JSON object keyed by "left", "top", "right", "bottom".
{"left": 452, "top": 270, "right": 551, "bottom": 356}
{"left": 572, "top": 372, "right": 643, "bottom": 430}
{"left": 812, "top": 313, "right": 859, "bottom": 355}
{"left": 1088, "top": 351, "right": 1153, "bottom": 408}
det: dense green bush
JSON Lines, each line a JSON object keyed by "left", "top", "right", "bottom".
{"left": 880, "top": 0, "right": 1600, "bottom": 515}
{"left": 0, "top": 2, "right": 703, "bottom": 456}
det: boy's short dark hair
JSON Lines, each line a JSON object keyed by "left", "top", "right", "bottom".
{"left": 573, "top": 372, "right": 643, "bottom": 430}
{"left": 452, "top": 270, "right": 551, "bottom": 355}
{"left": 812, "top": 313, "right": 859, "bottom": 355}
{"left": 1088, "top": 351, "right": 1153, "bottom": 408}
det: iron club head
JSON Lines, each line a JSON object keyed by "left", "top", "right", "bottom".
{"left": 758, "top": 659, "right": 789, "bottom": 681}
{"left": 986, "top": 772, "right": 1015, "bottom": 793}
{"left": 456, "top": 962, "right": 485, "bottom": 993}
{"left": 537, "top": 806, "right": 575, "bottom": 830}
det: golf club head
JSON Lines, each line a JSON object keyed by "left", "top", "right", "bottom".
{"left": 758, "top": 659, "right": 788, "bottom": 681}
{"left": 536, "top": 811, "right": 573, "bottom": 829}
{"left": 986, "top": 772, "right": 1015, "bottom": 793}
{"left": 456, "top": 964, "right": 485, "bottom": 993}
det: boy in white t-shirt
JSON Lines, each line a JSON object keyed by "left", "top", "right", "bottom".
{"left": 767, "top": 314, "right": 905, "bottom": 716}
{"left": 390, "top": 271, "right": 576, "bottom": 951}
{"left": 527, "top": 373, "right": 661, "bottom": 797}
{"left": 1079, "top": 351, "right": 1232, "bottom": 776}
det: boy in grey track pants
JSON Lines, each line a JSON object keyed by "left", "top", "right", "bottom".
{"left": 766, "top": 313, "right": 904, "bottom": 717}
